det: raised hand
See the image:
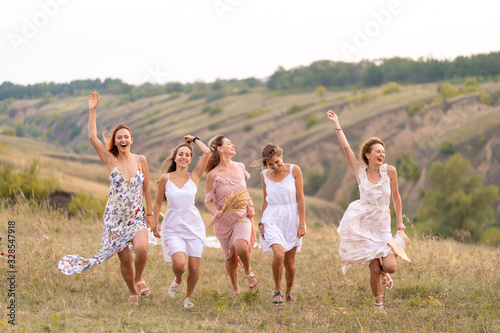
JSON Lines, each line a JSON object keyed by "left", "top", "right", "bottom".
{"left": 327, "top": 109, "right": 338, "bottom": 123}
{"left": 184, "top": 135, "right": 195, "bottom": 143}
{"left": 89, "top": 91, "right": 100, "bottom": 111}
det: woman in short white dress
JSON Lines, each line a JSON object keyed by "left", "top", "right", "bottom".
{"left": 256, "top": 143, "right": 306, "bottom": 305}
{"left": 327, "top": 109, "right": 406, "bottom": 314}
{"left": 151, "top": 135, "right": 209, "bottom": 308}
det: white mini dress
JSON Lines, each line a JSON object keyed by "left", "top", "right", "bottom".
{"left": 161, "top": 174, "right": 206, "bottom": 262}
{"left": 260, "top": 164, "right": 303, "bottom": 254}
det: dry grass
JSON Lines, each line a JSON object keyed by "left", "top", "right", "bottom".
{"left": 1, "top": 199, "right": 499, "bottom": 332}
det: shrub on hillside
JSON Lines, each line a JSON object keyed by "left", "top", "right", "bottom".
{"left": 396, "top": 153, "right": 421, "bottom": 181}
{"left": 433, "top": 82, "right": 460, "bottom": 103}
{"left": 439, "top": 140, "right": 454, "bottom": 154}
{"left": 382, "top": 82, "right": 401, "bottom": 95}
{"left": 304, "top": 171, "right": 326, "bottom": 195}
{"left": 0, "top": 159, "right": 59, "bottom": 201}
{"left": 479, "top": 90, "right": 494, "bottom": 105}
{"left": 462, "top": 77, "right": 480, "bottom": 93}
{"left": 418, "top": 153, "right": 499, "bottom": 242}
{"left": 245, "top": 107, "right": 265, "bottom": 119}
{"left": 407, "top": 101, "right": 426, "bottom": 116}
{"left": 243, "top": 123, "right": 253, "bottom": 131}
{"left": 287, "top": 104, "right": 305, "bottom": 115}
{"left": 68, "top": 192, "right": 106, "bottom": 218}
{"left": 306, "top": 115, "right": 319, "bottom": 129}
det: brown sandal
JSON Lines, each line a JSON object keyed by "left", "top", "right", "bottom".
{"left": 246, "top": 270, "right": 258, "bottom": 291}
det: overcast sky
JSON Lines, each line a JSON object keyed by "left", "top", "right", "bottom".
{"left": 1, "top": 0, "right": 499, "bottom": 85}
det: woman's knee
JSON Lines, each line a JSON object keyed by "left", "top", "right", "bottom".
{"left": 383, "top": 263, "right": 396, "bottom": 274}
{"left": 284, "top": 261, "right": 295, "bottom": 273}
{"left": 369, "top": 263, "right": 382, "bottom": 275}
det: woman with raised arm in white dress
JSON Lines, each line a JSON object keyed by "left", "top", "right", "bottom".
{"left": 327, "top": 109, "right": 405, "bottom": 314}
{"left": 151, "top": 135, "right": 209, "bottom": 308}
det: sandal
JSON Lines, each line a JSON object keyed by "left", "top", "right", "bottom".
{"left": 285, "top": 293, "right": 295, "bottom": 303}
{"left": 231, "top": 289, "right": 240, "bottom": 299}
{"left": 128, "top": 295, "right": 139, "bottom": 306}
{"left": 374, "top": 301, "right": 387, "bottom": 314}
{"left": 181, "top": 297, "right": 194, "bottom": 309}
{"left": 381, "top": 272, "right": 393, "bottom": 291}
{"left": 136, "top": 279, "right": 150, "bottom": 297}
{"left": 272, "top": 291, "right": 284, "bottom": 305}
{"left": 246, "top": 270, "right": 258, "bottom": 291}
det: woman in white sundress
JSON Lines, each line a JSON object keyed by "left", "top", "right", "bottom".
{"left": 327, "top": 109, "right": 405, "bottom": 314}
{"left": 151, "top": 135, "right": 209, "bottom": 309}
{"left": 255, "top": 143, "right": 306, "bottom": 305}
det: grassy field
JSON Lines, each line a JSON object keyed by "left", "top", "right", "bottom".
{"left": 1, "top": 199, "right": 499, "bottom": 332}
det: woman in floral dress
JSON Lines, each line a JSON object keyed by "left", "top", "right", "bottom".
{"left": 59, "top": 92, "right": 154, "bottom": 306}
{"left": 204, "top": 134, "right": 258, "bottom": 295}
{"left": 327, "top": 109, "right": 405, "bottom": 314}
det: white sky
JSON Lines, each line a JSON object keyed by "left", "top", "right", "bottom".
{"left": 1, "top": 0, "right": 499, "bottom": 85}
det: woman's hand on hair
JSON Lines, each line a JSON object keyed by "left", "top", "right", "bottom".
{"left": 184, "top": 135, "right": 195, "bottom": 143}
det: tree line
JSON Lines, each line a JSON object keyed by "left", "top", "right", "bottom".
{"left": 2, "top": 51, "right": 500, "bottom": 101}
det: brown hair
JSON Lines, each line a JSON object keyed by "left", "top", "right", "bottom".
{"left": 160, "top": 142, "right": 194, "bottom": 174}
{"left": 251, "top": 143, "right": 283, "bottom": 169}
{"left": 360, "top": 137, "right": 385, "bottom": 165}
{"left": 204, "top": 134, "right": 226, "bottom": 174}
{"left": 103, "top": 124, "right": 133, "bottom": 157}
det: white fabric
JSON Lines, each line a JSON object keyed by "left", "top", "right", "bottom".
{"left": 161, "top": 175, "right": 206, "bottom": 262}
{"left": 259, "top": 164, "right": 303, "bottom": 254}
{"left": 337, "top": 164, "right": 394, "bottom": 274}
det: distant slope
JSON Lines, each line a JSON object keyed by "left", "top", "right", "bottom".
{"left": 4, "top": 81, "right": 500, "bottom": 221}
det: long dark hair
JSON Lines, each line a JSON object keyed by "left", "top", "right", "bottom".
{"left": 204, "top": 134, "right": 225, "bottom": 174}
{"left": 103, "top": 124, "right": 133, "bottom": 157}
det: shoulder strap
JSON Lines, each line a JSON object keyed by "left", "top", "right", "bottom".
{"left": 114, "top": 157, "right": 117, "bottom": 167}
{"left": 136, "top": 155, "right": 141, "bottom": 171}
{"left": 289, "top": 164, "right": 294, "bottom": 175}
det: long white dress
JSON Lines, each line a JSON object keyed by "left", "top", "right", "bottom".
{"left": 337, "top": 164, "right": 394, "bottom": 274}
{"left": 260, "top": 164, "right": 303, "bottom": 254}
{"left": 161, "top": 174, "right": 206, "bottom": 262}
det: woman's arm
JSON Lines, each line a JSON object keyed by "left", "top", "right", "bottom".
{"left": 152, "top": 174, "right": 168, "bottom": 238}
{"left": 259, "top": 171, "right": 268, "bottom": 239}
{"left": 327, "top": 109, "right": 362, "bottom": 182}
{"left": 88, "top": 92, "right": 113, "bottom": 170}
{"left": 387, "top": 165, "right": 405, "bottom": 231}
{"left": 205, "top": 171, "right": 223, "bottom": 219}
{"left": 293, "top": 165, "right": 306, "bottom": 238}
{"left": 140, "top": 155, "right": 154, "bottom": 228}
{"left": 184, "top": 135, "right": 210, "bottom": 184}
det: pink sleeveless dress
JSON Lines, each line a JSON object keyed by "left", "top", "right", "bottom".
{"left": 59, "top": 156, "right": 147, "bottom": 274}
{"left": 205, "top": 165, "right": 256, "bottom": 260}
{"left": 337, "top": 164, "right": 394, "bottom": 274}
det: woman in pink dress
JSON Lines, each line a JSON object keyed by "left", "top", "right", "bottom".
{"left": 204, "top": 134, "right": 258, "bottom": 295}
{"left": 327, "top": 109, "right": 405, "bottom": 314}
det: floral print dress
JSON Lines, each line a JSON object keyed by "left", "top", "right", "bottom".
{"left": 337, "top": 164, "right": 394, "bottom": 274}
{"left": 59, "top": 156, "right": 147, "bottom": 275}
